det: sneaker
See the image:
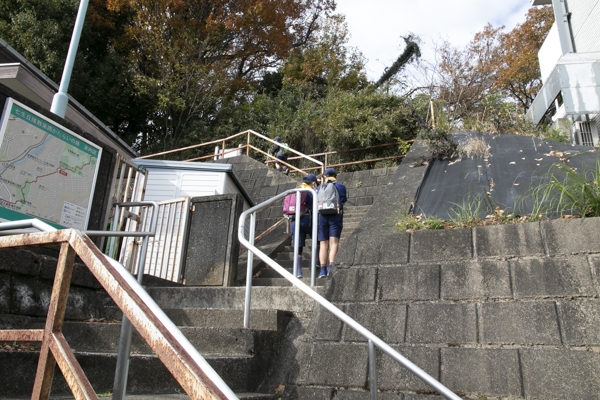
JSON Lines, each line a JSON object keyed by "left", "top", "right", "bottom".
{"left": 318, "top": 266, "right": 327, "bottom": 278}
{"left": 327, "top": 265, "right": 333, "bottom": 277}
{"left": 283, "top": 167, "right": 289, "bottom": 175}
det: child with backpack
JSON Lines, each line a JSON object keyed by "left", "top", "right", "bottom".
{"left": 272, "top": 136, "right": 290, "bottom": 174}
{"left": 316, "top": 167, "right": 347, "bottom": 278}
{"left": 283, "top": 174, "right": 318, "bottom": 278}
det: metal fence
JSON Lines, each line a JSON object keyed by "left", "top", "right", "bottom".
{"left": 118, "top": 197, "right": 191, "bottom": 283}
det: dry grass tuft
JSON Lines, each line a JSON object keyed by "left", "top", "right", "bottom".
{"left": 458, "top": 136, "right": 491, "bottom": 159}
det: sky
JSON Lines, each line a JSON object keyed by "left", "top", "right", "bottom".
{"left": 335, "top": 0, "right": 536, "bottom": 81}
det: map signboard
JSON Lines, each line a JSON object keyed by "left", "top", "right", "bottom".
{"left": 0, "top": 98, "right": 102, "bottom": 229}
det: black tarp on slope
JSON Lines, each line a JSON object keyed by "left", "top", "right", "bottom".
{"left": 413, "top": 131, "right": 599, "bottom": 220}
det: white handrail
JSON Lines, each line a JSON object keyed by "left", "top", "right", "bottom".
{"left": 238, "top": 195, "right": 462, "bottom": 400}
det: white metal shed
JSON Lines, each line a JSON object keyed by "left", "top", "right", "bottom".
{"left": 133, "top": 159, "right": 253, "bottom": 207}
{"left": 122, "top": 159, "right": 253, "bottom": 283}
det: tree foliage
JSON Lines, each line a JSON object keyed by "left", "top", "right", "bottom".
{"left": 494, "top": 6, "right": 554, "bottom": 111}
{"left": 417, "top": 6, "right": 554, "bottom": 135}
{"left": 0, "top": 0, "right": 149, "bottom": 143}
{"left": 431, "top": 24, "right": 504, "bottom": 123}
{"left": 5, "top": 0, "right": 533, "bottom": 162}
{"left": 102, "top": 0, "right": 336, "bottom": 153}
{"left": 281, "top": 14, "right": 368, "bottom": 91}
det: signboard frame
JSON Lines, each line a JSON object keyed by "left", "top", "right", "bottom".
{"left": 0, "top": 98, "right": 102, "bottom": 229}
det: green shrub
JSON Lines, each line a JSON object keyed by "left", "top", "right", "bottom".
{"left": 530, "top": 158, "right": 600, "bottom": 218}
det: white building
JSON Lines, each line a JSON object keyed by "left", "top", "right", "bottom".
{"left": 527, "top": 0, "right": 600, "bottom": 146}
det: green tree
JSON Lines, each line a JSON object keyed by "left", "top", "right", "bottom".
{"left": 0, "top": 0, "right": 77, "bottom": 80}
{"left": 417, "top": 6, "right": 554, "bottom": 135}
{"left": 281, "top": 14, "right": 368, "bottom": 91}
{"left": 105, "top": 0, "right": 337, "bottom": 154}
{"left": 0, "top": 0, "right": 148, "bottom": 146}
{"left": 495, "top": 6, "right": 554, "bottom": 111}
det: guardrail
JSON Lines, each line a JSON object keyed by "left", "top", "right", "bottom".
{"left": 238, "top": 194, "right": 462, "bottom": 400}
{"left": 138, "top": 129, "right": 411, "bottom": 175}
{"left": 271, "top": 140, "right": 412, "bottom": 172}
{"left": 0, "top": 218, "right": 239, "bottom": 400}
{"left": 138, "top": 129, "right": 324, "bottom": 176}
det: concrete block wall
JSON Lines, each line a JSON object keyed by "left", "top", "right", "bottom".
{"left": 337, "top": 167, "right": 398, "bottom": 207}
{"left": 279, "top": 138, "right": 600, "bottom": 399}
{"left": 215, "top": 155, "right": 400, "bottom": 233}
{"left": 295, "top": 218, "right": 600, "bottom": 399}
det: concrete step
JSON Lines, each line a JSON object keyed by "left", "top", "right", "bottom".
{"left": 146, "top": 286, "right": 324, "bottom": 313}
{"left": 271, "top": 257, "right": 316, "bottom": 267}
{"left": 34, "top": 321, "right": 274, "bottom": 357}
{"left": 257, "top": 266, "right": 320, "bottom": 279}
{"left": 0, "top": 350, "right": 264, "bottom": 395}
{"left": 162, "top": 308, "right": 287, "bottom": 329}
{"left": 251, "top": 277, "right": 326, "bottom": 287}
{"left": 102, "top": 307, "right": 287, "bottom": 331}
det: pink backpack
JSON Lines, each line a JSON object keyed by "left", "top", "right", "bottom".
{"left": 283, "top": 191, "right": 309, "bottom": 216}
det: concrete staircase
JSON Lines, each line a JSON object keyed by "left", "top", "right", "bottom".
{"left": 215, "top": 155, "right": 396, "bottom": 287}
{"left": 0, "top": 154, "right": 404, "bottom": 398}
{"left": 250, "top": 205, "right": 370, "bottom": 287}
{"left": 0, "top": 293, "right": 288, "bottom": 398}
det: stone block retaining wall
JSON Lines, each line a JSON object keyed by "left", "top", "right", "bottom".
{"left": 288, "top": 138, "right": 600, "bottom": 399}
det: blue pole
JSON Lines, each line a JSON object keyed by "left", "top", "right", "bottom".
{"left": 50, "top": 0, "right": 90, "bottom": 118}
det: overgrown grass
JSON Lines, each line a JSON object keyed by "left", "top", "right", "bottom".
{"left": 397, "top": 206, "right": 532, "bottom": 232}
{"left": 530, "top": 158, "right": 600, "bottom": 218}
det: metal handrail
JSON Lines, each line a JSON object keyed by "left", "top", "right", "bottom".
{"left": 139, "top": 129, "right": 410, "bottom": 176}
{"left": 238, "top": 196, "right": 462, "bottom": 400}
{"left": 138, "top": 129, "right": 324, "bottom": 175}
{"left": 241, "top": 188, "right": 318, "bottom": 300}
{"left": 273, "top": 140, "right": 412, "bottom": 171}
{"left": 0, "top": 217, "right": 239, "bottom": 400}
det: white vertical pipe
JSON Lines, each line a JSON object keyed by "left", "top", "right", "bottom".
{"left": 51, "top": 0, "right": 90, "bottom": 118}
{"left": 551, "top": 0, "right": 574, "bottom": 55}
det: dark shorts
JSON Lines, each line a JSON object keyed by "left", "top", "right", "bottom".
{"left": 276, "top": 155, "right": 288, "bottom": 163}
{"left": 291, "top": 215, "right": 311, "bottom": 248}
{"left": 318, "top": 213, "right": 343, "bottom": 241}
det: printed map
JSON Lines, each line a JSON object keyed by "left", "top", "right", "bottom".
{"left": 0, "top": 99, "right": 102, "bottom": 229}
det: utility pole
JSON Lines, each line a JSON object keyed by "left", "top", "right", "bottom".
{"left": 50, "top": 0, "right": 90, "bottom": 118}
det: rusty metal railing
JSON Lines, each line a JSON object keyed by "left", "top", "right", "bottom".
{"left": 0, "top": 222, "right": 238, "bottom": 400}
{"left": 138, "top": 129, "right": 410, "bottom": 175}
{"left": 281, "top": 140, "right": 412, "bottom": 171}
{"left": 138, "top": 129, "right": 324, "bottom": 176}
